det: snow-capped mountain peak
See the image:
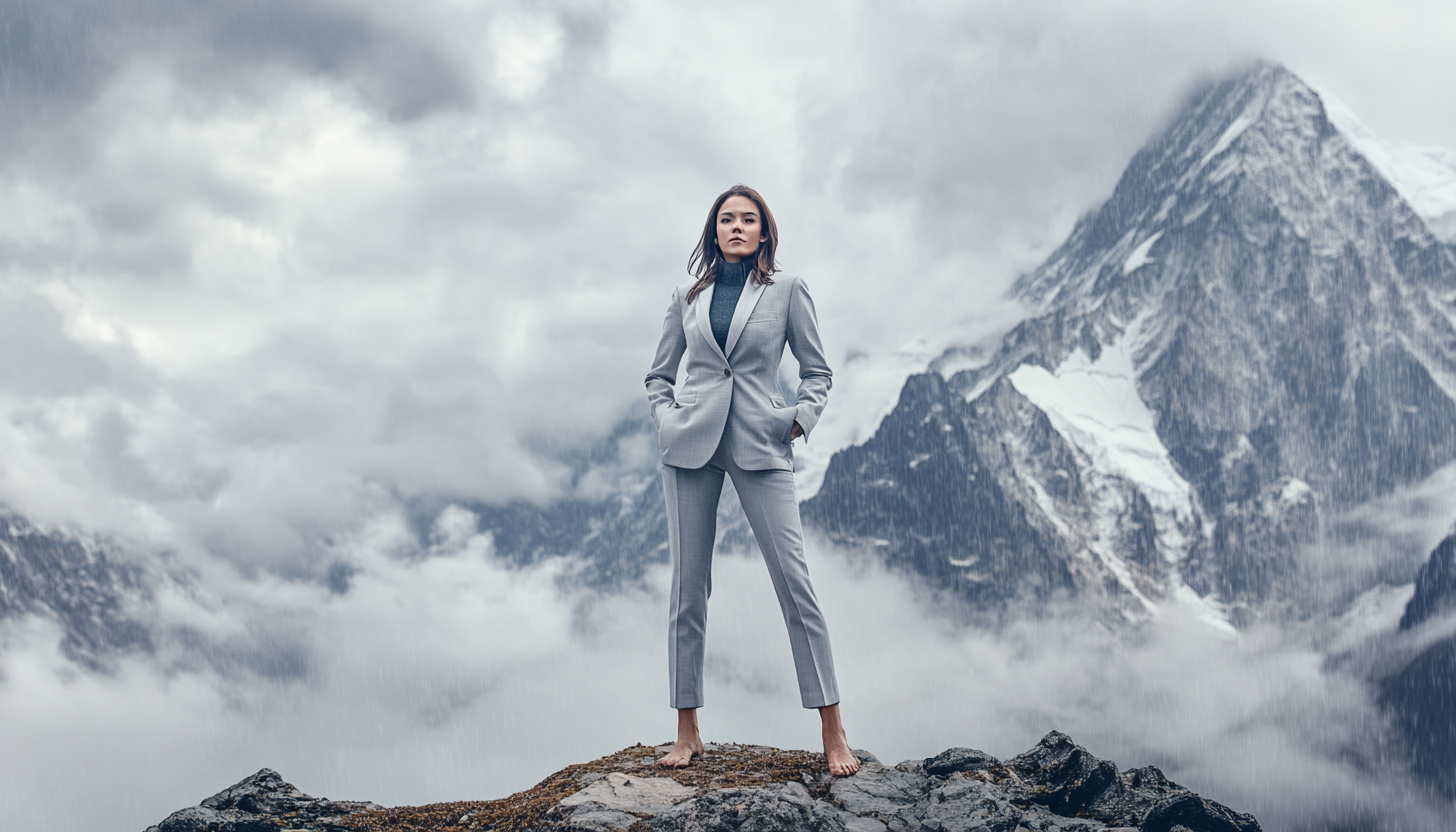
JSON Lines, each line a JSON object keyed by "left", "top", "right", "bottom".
{"left": 808, "top": 61, "right": 1456, "bottom": 625}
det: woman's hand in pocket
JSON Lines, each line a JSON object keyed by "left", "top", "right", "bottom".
{"left": 791, "top": 421, "right": 804, "bottom": 441}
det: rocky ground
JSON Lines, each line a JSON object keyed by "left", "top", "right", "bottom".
{"left": 145, "top": 731, "right": 1261, "bottom": 832}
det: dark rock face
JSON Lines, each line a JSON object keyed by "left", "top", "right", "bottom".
{"left": 802, "top": 375, "right": 1081, "bottom": 612}
{"left": 1141, "top": 793, "right": 1260, "bottom": 832}
{"left": 458, "top": 414, "right": 670, "bottom": 588}
{"left": 148, "top": 735, "right": 1262, "bottom": 832}
{"left": 922, "top": 747, "right": 1000, "bottom": 777}
{"left": 1380, "top": 530, "right": 1456, "bottom": 797}
{"left": 1382, "top": 638, "right": 1456, "bottom": 798}
{"left": 1399, "top": 532, "right": 1456, "bottom": 631}
{"left": 1007, "top": 731, "right": 1122, "bottom": 820}
{"left": 1003, "top": 732, "right": 1258, "bottom": 832}
{"left": 144, "top": 768, "right": 380, "bottom": 832}
{"left": 0, "top": 508, "right": 151, "bottom": 666}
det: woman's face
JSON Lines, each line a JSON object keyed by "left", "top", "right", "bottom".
{"left": 715, "top": 195, "right": 767, "bottom": 263}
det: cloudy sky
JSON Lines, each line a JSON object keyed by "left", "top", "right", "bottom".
{"left": 5, "top": 0, "right": 1456, "bottom": 559}
{"left": 3, "top": 1, "right": 1456, "bottom": 830}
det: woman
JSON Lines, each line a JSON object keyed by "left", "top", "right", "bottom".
{"left": 644, "top": 184, "right": 859, "bottom": 777}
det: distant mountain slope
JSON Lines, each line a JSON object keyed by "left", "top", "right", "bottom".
{"left": 806, "top": 62, "right": 1456, "bottom": 624}
{"left": 452, "top": 413, "right": 675, "bottom": 587}
{"left": 1381, "top": 529, "right": 1456, "bottom": 797}
{"left": 0, "top": 509, "right": 151, "bottom": 666}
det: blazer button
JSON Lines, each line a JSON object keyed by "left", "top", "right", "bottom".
{"left": 723, "top": 367, "right": 732, "bottom": 376}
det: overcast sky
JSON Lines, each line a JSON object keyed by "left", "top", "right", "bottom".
{"left": 4, "top": 0, "right": 1456, "bottom": 567}
{"left": 3, "top": 2, "right": 1456, "bottom": 830}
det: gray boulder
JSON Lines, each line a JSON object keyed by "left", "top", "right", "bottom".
{"left": 649, "top": 782, "right": 855, "bottom": 832}
{"left": 1007, "top": 732, "right": 1260, "bottom": 832}
{"left": 923, "top": 747, "right": 1001, "bottom": 777}
{"left": 144, "top": 768, "right": 380, "bottom": 832}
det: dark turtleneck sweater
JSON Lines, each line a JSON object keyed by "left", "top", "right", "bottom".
{"left": 709, "top": 258, "right": 753, "bottom": 353}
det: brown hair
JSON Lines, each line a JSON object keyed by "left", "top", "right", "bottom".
{"left": 685, "top": 184, "right": 779, "bottom": 303}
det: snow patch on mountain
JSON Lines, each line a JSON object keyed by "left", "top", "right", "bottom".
{"left": 1201, "top": 112, "right": 1259, "bottom": 168}
{"left": 1005, "top": 319, "right": 1195, "bottom": 519}
{"left": 1320, "top": 87, "right": 1456, "bottom": 244}
{"left": 1171, "top": 583, "right": 1238, "bottom": 637}
{"left": 1279, "top": 478, "right": 1313, "bottom": 507}
{"left": 1122, "top": 231, "right": 1162, "bottom": 275}
{"left": 796, "top": 309, "right": 1022, "bottom": 503}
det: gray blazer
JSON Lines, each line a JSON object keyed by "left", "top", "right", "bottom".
{"left": 645, "top": 274, "right": 833, "bottom": 471}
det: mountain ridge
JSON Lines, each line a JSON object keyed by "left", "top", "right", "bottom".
{"left": 807, "top": 61, "right": 1456, "bottom": 625}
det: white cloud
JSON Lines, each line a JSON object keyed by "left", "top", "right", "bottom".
{"left": 490, "top": 14, "right": 565, "bottom": 101}
{"left": 1, "top": 524, "right": 1446, "bottom": 832}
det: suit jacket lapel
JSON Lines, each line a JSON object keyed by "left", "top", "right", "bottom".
{"left": 694, "top": 281, "right": 729, "bottom": 363}
{"left": 724, "top": 278, "right": 767, "bottom": 358}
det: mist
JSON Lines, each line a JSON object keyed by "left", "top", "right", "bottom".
{"left": 0, "top": 506, "right": 1446, "bottom": 832}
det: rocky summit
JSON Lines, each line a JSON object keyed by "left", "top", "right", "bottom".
{"left": 144, "top": 732, "right": 1260, "bottom": 832}
{"left": 144, "top": 768, "right": 381, "bottom": 832}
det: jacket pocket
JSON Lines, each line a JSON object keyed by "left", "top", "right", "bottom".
{"left": 746, "top": 312, "right": 779, "bottom": 325}
{"left": 675, "top": 393, "right": 697, "bottom": 407}
{"left": 771, "top": 400, "right": 796, "bottom": 444}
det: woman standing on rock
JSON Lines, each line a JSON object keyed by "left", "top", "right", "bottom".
{"left": 644, "top": 184, "right": 859, "bottom": 777}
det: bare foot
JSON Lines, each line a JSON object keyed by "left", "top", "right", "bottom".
{"left": 823, "top": 727, "right": 860, "bottom": 776}
{"left": 819, "top": 703, "right": 861, "bottom": 777}
{"left": 658, "top": 708, "right": 704, "bottom": 769}
{"left": 658, "top": 737, "right": 704, "bottom": 768}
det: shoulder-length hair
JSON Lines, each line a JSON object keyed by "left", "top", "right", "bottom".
{"left": 685, "top": 184, "right": 779, "bottom": 304}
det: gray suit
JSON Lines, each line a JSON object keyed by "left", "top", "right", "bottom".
{"left": 646, "top": 275, "right": 832, "bottom": 470}
{"left": 645, "top": 274, "right": 840, "bottom": 710}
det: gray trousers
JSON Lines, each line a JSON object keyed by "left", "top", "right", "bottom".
{"left": 662, "top": 438, "right": 840, "bottom": 710}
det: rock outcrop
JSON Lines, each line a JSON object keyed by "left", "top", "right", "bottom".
{"left": 1398, "top": 531, "right": 1456, "bottom": 631}
{"left": 144, "top": 732, "right": 1261, "bottom": 832}
{"left": 144, "top": 768, "right": 381, "bottom": 832}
